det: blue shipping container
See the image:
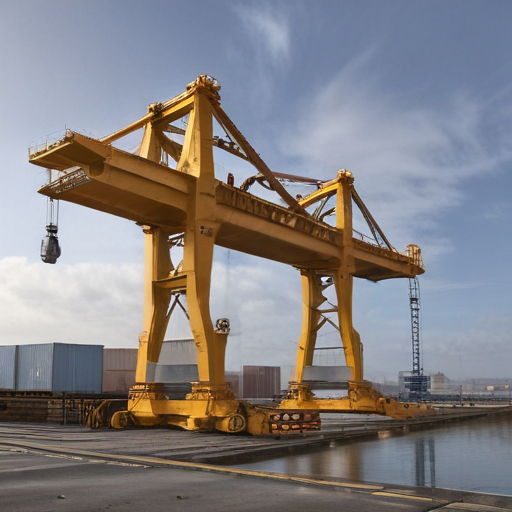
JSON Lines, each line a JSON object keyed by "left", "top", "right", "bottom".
{"left": 16, "top": 343, "right": 103, "bottom": 393}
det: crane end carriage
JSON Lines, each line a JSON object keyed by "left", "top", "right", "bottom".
{"left": 29, "top": 75, "right": 427, "bottom": 435}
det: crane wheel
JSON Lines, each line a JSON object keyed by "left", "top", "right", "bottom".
{"left": 111, "top": 410, "right": 131, "bottom": 429}
{"left": 215, "top": 413, "right": 247, "bottom": 433}
{"left": 227, "top": 414, "right": 246, "bottom": 433}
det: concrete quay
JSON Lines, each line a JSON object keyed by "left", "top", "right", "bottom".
{"left": 1, "top": 406, "right": 512, "bottom": 512}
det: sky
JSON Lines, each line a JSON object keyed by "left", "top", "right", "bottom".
{"left": 1, "top": 0, "right": 512, "bottom": 383}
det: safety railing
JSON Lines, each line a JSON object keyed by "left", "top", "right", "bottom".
{"left": 28, "top": 129, "right": 69, "bottom": 159}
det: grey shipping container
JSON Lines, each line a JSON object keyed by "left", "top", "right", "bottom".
{"left": 0, "top": 345, "right": 17, "bottom": 390}
{"left": 302, "top": 365, "right": 352, "bottom": 382}
{"left": 102, "top": 349, "right": 138, "bottom": 393}
{"left": 102, "top": 370, "right": 136, "bottom": 393}
{"left": 241, "top": 366, "right": 281, "bottom": 399}
{"left": 146, "top": 339, "right": 198, "bottom": 384}
{"left": 16, "top": 343, "right": 103, "bottom": 394}
{"left": 158, "top": 339, "right": 197, "bottom": 365}
{"left": 103, "top": 348, "right": 138, "bottom": 371}
{"left": 153, "top": 364, "right": 199, "bottom": 383}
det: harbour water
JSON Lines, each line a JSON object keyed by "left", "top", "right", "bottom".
{"left": 229, "top": 412, "right": 512, "bottom": 496}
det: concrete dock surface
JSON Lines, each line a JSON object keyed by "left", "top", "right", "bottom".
{"left": 1, "top": 410, "right": 512, "bottom": 512}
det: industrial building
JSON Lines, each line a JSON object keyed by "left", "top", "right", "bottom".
{"left": 398, "top": 371, "right": 430, "bottom": 400}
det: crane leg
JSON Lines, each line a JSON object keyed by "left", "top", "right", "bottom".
{"left": 333, "top": 273, "right": 362, "bottom": 382}
{"left": 293, "top": 269, "right": 325, "bottom": 383}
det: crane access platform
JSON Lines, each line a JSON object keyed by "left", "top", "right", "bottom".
{"left": 29, "top": 75, "right": 432, "bottom": 435}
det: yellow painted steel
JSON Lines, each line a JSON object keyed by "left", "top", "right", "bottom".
{"left": 29, "top": 75, "right": 428, "bottom": 434}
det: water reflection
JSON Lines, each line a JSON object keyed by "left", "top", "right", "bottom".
{"left": 414, "top": 438, "right": 435, "bottom": 488}
{"left": 229, "top": 413, "right": 512, "bottom": 496}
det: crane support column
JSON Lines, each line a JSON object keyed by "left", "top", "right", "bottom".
{"left": 334, "top": 170, "right": 362, "bottom": 382}
{"left": 333, "top": 274, "right": 362, "bottom": 381}
{"left": 130, "top": 86, "right": 239, "bottom": 430}
{"left": 179, "top": 90, "right": 231, "bottom": 392}
{"left": 286, "top": 170, "right": 364, "bottom": 404}
{"left": 294, "top": 269, "right": 326, "bottom": 383}
{"left": 135, "top": 225, "right": 174, "bottom": 383}
{"left": 135, "top": 124, "right": 173, "bottom": 383}
{"left": 289, "top": 171, "right": 362, "bottom": 388}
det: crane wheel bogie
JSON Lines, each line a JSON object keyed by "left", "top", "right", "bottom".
{"left": 111, "top": 410, "right": 134, "bottom": 429}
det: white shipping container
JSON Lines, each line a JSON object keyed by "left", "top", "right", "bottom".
{"left": 0, "top": 345, "right": 17, "bottom": 390}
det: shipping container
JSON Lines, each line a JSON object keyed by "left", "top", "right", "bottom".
{"left": 158, "top": 339, "right": 196, "bottom": 365}
{"left": 102, "top": 370, "right": 135, "bottom": 394}
{"left": 102, "top": 349, "right": 138, "bottom": 393}
{"left": 240, "top": 366, "right": 281, "bottom": 399}
{"left": 146, "top": 339, "right": 198, "bottom": 385}
{"left": 16, "top": 343, "right": 103, "bottom": 394}
{"left": 154, "top": 364, "right": 199, "bottom": 383}
{"left": 0, "top": 345, "right": 17, "bottom": 390}
{"left": 225, "top": 371, "right": 241, "bottom": 397}
{"left": 302, "top": 365, "right": 352, "bottom": 382}
{"left": 103, "top": 348, "right": 138, "bottom": 371}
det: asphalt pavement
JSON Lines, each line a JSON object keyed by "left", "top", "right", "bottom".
{"left": 1, "top": 422, "right": 512, "bottom": 512}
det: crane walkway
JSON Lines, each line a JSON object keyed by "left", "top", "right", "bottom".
{"left": 30, "top": 130, "right": 420, "bottom": 280}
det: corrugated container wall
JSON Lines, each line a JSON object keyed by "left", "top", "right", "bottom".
{"left": 53, "top": 344, "right": 103, "bottom": 393}
{"left": 158, "top": 339, "right": 197, "bottom": 365}
{"left": 225, "top": 371, "right": 241, "bottom": 398}
{"left": 16, "top": 343, "right": 103, "bottom": 394}
{"left": 150, "top": 339, "right": 198, "bottom": 384}
{"left": 241, "top": 366, "right": 281, "bottom": 399}
{"left": 102, "top": 349, "right": 138, "bottom": 393}
{"left": 103, "top": 349, "right": 138, "bottom": 370}
{"left": 16, "top": 344, "right": 54, "bottom": 391}
{"left": 0, "top": 345, "right": 17, "bottom": 390}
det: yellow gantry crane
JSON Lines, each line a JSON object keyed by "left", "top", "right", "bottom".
{"left": 29, "top": 75, "right": 431, "bottom": 435}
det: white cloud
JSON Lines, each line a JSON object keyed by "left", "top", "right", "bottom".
{"left": 280, "top": 50, "right": 512, "bottom": 250}
{"left": 233, "top": 4, "right": 291, "bottom": 67}
{"left": 1, "top": 250, "right": 508, "bottom": 382}
{"left": 0, "top": 255, "right": 303, "bottom": 371}
{"left": 0, "top": 257, "right": 143, "bottom": 348}
{"left": 229, "top": 4, "right": 292, "bottom": 105}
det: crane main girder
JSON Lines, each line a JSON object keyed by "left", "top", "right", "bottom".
{"left": 29, "top": 75, "right": 429, "bottom": 434}
{"left": 32, "top": 131, "right": 422, "bottom": 280}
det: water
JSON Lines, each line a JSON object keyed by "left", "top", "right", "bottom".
{"left": 229, "top": 413, "right": 512, "bottom": 496}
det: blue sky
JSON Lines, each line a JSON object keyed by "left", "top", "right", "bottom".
{"left": 1, "top": 1, "right": 512, "bottom": 382}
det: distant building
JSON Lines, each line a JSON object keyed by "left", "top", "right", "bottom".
{"left": 430, "top": 372, "right": 446, "bottom": 391}
{"left": 398, "top": 371, "right": 430, "bottom": 399}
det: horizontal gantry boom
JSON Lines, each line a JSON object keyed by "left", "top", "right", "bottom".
{"left": 30, "top": 130, "right": 422, "bottom": 281}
